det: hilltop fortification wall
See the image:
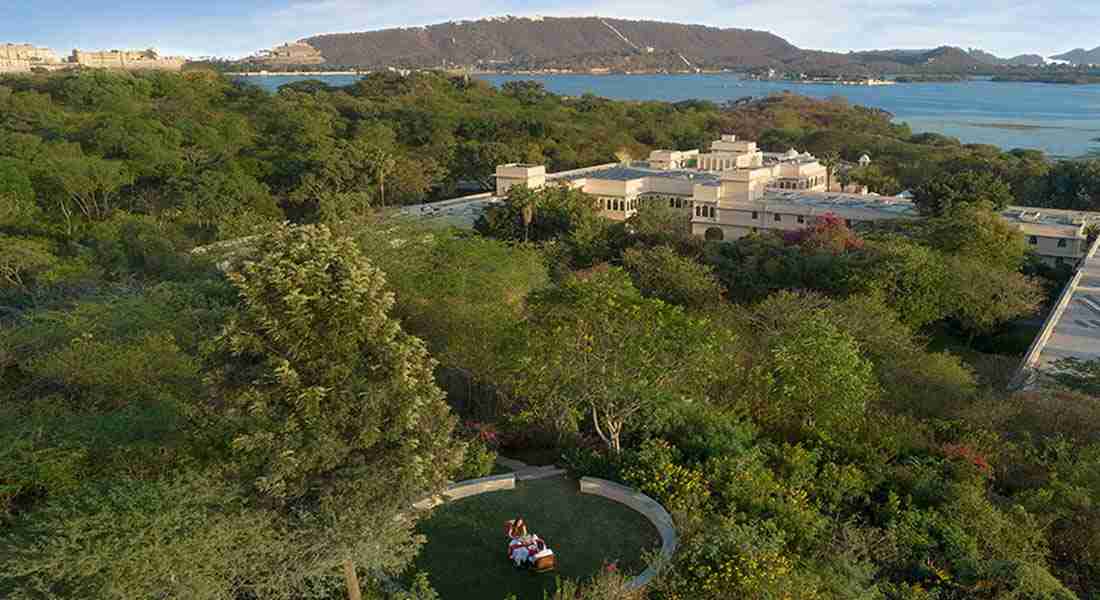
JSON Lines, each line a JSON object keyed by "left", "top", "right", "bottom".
{"left": 0, "top": 43, "right": 62, "bottom": 73}
{"left": 0, "top": 43, "right": 60, "bottom": 63}
{"left": 252, "top": 42, "right": 325, "bottom": 65}
{"left": 71, "top": 49, "right": 185, "bottom": 71}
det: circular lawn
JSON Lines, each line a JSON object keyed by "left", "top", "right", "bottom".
{"left": 409, "top": 477, "right": 660, "bottom": 599}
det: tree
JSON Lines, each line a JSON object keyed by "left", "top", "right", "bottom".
{"left": 358, "top": 225, "right": 549, "bottom": 378}
{"left": 501, "top": 80, "right": 549, "bottom": 105}
{"left": 853, "top": 238, "right": 952, "bottom": 330}
{"left": 49, "top": 155, "right": 134, "bottom": 236}
{"left": 1036, "top": 159, "right": 1100, "bottom": 211}
{"left": 917, "top": 203, "right": 1031, "bottom": 271}
{"left": 623, "top": 202, "right": 699, "bottom": 255}
{"left": 366, "top": 147, "right": 396, "bottom": 208}
{"left": 474, "top": 185, "right": 601, "bottom": 243}
{"left": 622, "top": 246, "right": 723, "bottom": 309}
{"left": 0, "top": 235, "right": 56, "bottom": 289}
{"left": 746, "top": 303, "right": 878, "bottom": 442}
{"left": 848, "top": 164, "right": 900, "bottom": 196}
{"left": 913, "top": 170, "right": 1013, "bottom": 216}
{"left": 946, "top": 256, "right": 1044, "bottom": 338}
{"left": 206, "top": 223, "right": 461, "bottom": 595}
{"left": 822, "top": 150, "right": 841, "bottom": 191}
{"left": 511, "top": 268, "right": 720, "bottom": 453}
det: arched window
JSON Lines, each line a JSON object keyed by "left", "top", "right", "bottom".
{"left": 704, "top": 227, "right": 724, "bottom": 241}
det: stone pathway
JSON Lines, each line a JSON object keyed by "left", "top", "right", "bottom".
{"left": 496, "top": 456, "right": 567, "bottom": 481}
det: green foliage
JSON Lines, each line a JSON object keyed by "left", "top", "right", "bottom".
{"left": 623, "top": 201, "right": 701, "bottom": 255}
{"left": 3, "top": 72, "right": 1098, "bottom": 598}
{"left": 509, "top": 268, "right": 722, "bottom": 452}
{"left": 916, "top": 204, "right": 1030, "bottom": 272}
{"left": 853, "top": 238, "right": 952, "bottom": 330}
{"left": 750, "top": 309, "right": 878, "bottom": 442}
{"left": 475, "top": 184, "right": 602, "bottom": 244}
{"left": 1047, "top": 358, "right": 1100, "bottom": 396}
{"left": 913, "top": 171, "right": 1014, "bottom": 216}
{"left": 622, "top": 245, "right": 723, "bottom": 309}
{"left": 1, "top": 471, "right": 363, "bottom": 600}
{"left": 0, "top": 235, "right": 56, "bottom": 289}
{"left": 206, "top": 223, "right": 460, "bottom": 501}
{"left": 622, "top": 438, "right": 710, "bottom": 514}
{"left": 1033, "top": 159, "right": 1100, "bottom": 211}
{"left": 455, "top": 437, "right": 498, "bottom": 480}
{"left": 544, "top": 569, "right": 644, "bottom": 600}
{"left": 357, "top": 225, "right": 548, "bottom": 378}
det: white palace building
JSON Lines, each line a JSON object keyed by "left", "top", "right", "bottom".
{"left": 413, "top": 135, "right": 1100, "bottom": 267}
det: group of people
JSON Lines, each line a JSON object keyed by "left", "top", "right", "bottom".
{"left": 505, "top": 518, "right": 555, "bottom": 570}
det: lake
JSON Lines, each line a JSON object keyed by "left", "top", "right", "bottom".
{"left": 240, "top": 73, "right": 1100, "bottom": 158}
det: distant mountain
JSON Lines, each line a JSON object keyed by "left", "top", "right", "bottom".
{"left": 1050, "top": 47, "right": 1100, "bottom": 65}
{"left": 845, "top": 46, "right": 990, "bottom": 72}
{"left": 305, "top": 17, "right": 801, "bottom": 70}
{"left": 258, "top": 16, "right": 1030, "bottom": 75}
{"left": 967, "top": 48, "right": 1045, "bottom": 67}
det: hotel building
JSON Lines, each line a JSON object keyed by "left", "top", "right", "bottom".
{"left": 489, "top": 135, "right": 1100, "bottom": 267}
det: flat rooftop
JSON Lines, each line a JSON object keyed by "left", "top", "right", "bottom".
{"left": 549, "top": 163, "right": 721, "bottom": 185}
{"left": 1015, "top": 237, "right": 1100, "bottom": 388}
{"left": 761, "top": 190, "right": 919, "bottom": 218}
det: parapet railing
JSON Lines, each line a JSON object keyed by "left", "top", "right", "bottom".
{"left": 1010, "top": 235, "right": 1100, "bottom": 390}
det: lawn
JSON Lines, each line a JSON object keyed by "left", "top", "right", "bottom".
{"left": 409, "top": 477, "right": 660, "bottom": 600}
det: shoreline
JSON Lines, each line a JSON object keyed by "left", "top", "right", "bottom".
{"left": 227, "top": 71, "right": 369, "bottom": 76}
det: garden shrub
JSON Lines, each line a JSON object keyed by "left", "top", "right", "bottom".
{"left": 621, "top": 439, "right": 709, "bottom": 515}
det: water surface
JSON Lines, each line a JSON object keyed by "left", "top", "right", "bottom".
{"left": 241, "top": 73, "right": 1100, "bottom": 157}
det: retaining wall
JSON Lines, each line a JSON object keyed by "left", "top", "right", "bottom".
{"left": 412, "top": 473, "right": 515, "bottom": 510}
{"left": 579, "top": 477, "right": 678, "bottom": 590}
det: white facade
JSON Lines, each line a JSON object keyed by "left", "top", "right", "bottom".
{"left": 489, "top": 136, "right": 1100, "bottom": 266}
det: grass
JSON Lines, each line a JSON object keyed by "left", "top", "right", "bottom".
{"left": 409, "top": 477, "right": 660, "bottom": 600}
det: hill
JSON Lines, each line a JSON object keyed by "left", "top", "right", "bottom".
{"left": 1051, "top": 46, "right": 1100, "bottom": 65}
{"left": 304, "top": 16, "right": 801, "bottom": 71}
{"left": 239, "top": 16, "right": 1036, "bottom": 76}
{"left": 967, "top": 48, "right": 1046, "bottom": 67}
{"left": 848, "top": 46, "right": 989, "bottom": 72}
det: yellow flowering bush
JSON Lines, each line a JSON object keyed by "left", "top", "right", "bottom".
{"left": 622, "top": 438, "right": 710, "bottom": 514}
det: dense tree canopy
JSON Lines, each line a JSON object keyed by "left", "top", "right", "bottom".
{"left": 913, "top": 170, "right": 1015, "bottom": 215}
{"left": 1, "top": 70, "right": 1098, "bottom": 600}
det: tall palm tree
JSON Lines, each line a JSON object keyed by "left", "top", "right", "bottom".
{"left": 822, "top": 151, "right": 841, "bottom": 192}
{"left": 368, "top": 148, "right": 395, "bottom": 208}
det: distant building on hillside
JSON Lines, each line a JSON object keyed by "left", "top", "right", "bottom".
{"left": 249, "top": 42, "right": 325, "bottom": 65}
{"left": 0, "top": 43, "right": 61, "bottom": 73}
{"left": 70, "top": 48, "right": 185, "bottom": 71}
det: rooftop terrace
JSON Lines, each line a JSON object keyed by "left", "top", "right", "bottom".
{"left": 1014, "top": 237, "right": 1100, "bottom": 389}
{"left": 761, "top": 190, "right": 919, "bottom": 217}
{"left": 549, "top": 163, "right": 721, "bottom": 185}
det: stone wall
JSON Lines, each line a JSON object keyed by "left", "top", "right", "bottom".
{"left": 255, "top": 42, "right": 325, "bottom": 65}
{"left": 0, "top": 58, "right": 30, "bottom": 74}
{"left": 71, "top": 49, "right": 185, "bottom": 71}
{"left": 411, "top": 473, "right": 516, "bottom": 511}
{"left": 0, "top": 43, "right": 60, "bottom": 64}
{"left": 579, "top": 477, "right": 678, "bottom": 590}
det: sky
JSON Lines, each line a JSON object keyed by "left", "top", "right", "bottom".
{"left": 2, "top": 0, "right": 1098, "bottom": 60}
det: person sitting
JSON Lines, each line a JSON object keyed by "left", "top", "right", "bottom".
{"left": 505, "top": 518, "right": 554, "bottom": 571}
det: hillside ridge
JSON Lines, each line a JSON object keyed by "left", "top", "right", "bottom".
{"left": 241, "top": 16, "right": 1054, "bottom": 75}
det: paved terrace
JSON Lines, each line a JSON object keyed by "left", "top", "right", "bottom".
{"left": 1013, "top": 237, "right": 1100, "bottom": 389}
